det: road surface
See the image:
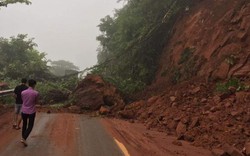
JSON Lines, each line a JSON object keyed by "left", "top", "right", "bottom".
{"left": 0, "top": 113, "right": 124, "bottom": 156}
{"left": 0, "top": 111, "right": 212, "bottom": 156}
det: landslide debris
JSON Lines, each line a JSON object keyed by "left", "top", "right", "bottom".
{"left": 68, "top": 0, "right": 250, "bottom": 154}
{"left": 116, "top": 0, "right": 250, "bottom": 153}
{"left": 70, "top": 74, "right": 125, "bottom": 115}
{"left": 120, "top": 78, "right": 250, "bottom": 151}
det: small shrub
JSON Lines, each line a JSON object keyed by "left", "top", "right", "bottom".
{"left": 104, "top": 77, "right": 145, "bottom": 94}
{"left": 0, "top": 96, "right": 14, "bottom": 105}
{"left": 216, "top": 78, "right": 245, "bottom": 93}
{"left": 36, "top": 77, "right": 79, "bottom": 105}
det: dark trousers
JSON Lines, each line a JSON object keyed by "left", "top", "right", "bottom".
{"left": 21, "top": 112, "right": 36, "bottom": 140}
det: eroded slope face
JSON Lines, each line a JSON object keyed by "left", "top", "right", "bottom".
{"left": 157, "top": 0, "right": 250, "bottom": 84}
{"left": 120, "top": 0, "right": 250, "bottom": 151}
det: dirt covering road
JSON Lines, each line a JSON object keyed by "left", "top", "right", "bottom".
{"left": 0, "top": 111, "right": 212, "bottom": 156}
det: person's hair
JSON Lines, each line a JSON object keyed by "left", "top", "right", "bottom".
{"left": 28, "top": 79, "right": 36, "bottom": 87}
{"left": 21, "top": 78, "right": 27, "bottom": 84}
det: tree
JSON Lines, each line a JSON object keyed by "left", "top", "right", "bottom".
{"left": 95, "top": 0, "right": 192, "bottom": 93}
{"left": 49, "top": 60, "right": 79, "bottom": 77}
{"left": 0, "top": 0, "right": 31, "bottom": 7}
{"left": 0, "top": 34, "right": 51, "bottom": 80}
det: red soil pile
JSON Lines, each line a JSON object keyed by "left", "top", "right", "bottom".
{"left": 70, "top": 74, "right": 125, "bottom": 115}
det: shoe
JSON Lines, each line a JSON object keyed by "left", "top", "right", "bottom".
{"left": 20, "top": 138, "right": 28, "bottom": 147}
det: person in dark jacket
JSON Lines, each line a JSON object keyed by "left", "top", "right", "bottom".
{"left": 13, "top": 78, "right": 28, "bottom": 130}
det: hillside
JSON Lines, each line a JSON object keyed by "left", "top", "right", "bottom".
{"left": 120, "top": 0, "right": 250, "bottom": 152}
{"left": 156, "top": 0, "right": 250, "bottom": 87}
{"left": 70, "top": 0, "right": 250, "bottom": 154}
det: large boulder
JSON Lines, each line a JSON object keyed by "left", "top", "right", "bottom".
{"left": 71, "top": 74, "right": 125, "bottom": 113}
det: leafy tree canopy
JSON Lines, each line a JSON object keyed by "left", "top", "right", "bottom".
{"left": 49, "top": 60, "right": 79, "bottom": 77}
{"left": 94, "top": 0, "right": 191, "bottom": 93}
{"left": 0, "top": 0, "right": 31, "bottom": 7}
{"left": 0, "top": 34, "right": 51, "bottom": 80}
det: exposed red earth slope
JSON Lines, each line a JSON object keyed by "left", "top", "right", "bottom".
{"left": 156, "top": 0, "right": 250, "bottom": 85}
{"left": 121, "top": 0, "right": 250, "bottom": 153}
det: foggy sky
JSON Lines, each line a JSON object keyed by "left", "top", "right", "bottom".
{"left": 0, "top": 0, "right": 123, "bottom": 70}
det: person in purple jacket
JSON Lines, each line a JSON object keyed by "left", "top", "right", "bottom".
{"left": 20, "top": 79, "right": 39, "bottom": 147}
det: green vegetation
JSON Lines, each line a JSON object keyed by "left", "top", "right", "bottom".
{"left": 0, "top": 1, "right": 196, "bottom": 103}
{"left": 0, "top": 96, "right": 14, "bottom": 105}
{"left": 0, "top": 35, "right": 80, "bottom": 105}
{"left": 0, "top": 0, "right": 31, "bottom": 8}
{"left": 104, "top": 76, "right": 145, "bottom": 94}
{"left": 0, "top": 34, "right": 51, "bottom": 80}
{"left": 0, "top": 3, "right": 80, "bottom": 106}
{"left": 36, "top": 78, "right": 78, "bottom": 105}
{"left": 216, "top": 78, "right": 247, "bottom": 93}
{"left": 49, "top": 60, "right": 79, "bottom": 77}
{"left": 94, "top": 0, "right": 193, "bottom": 94}
{"left": 168, "top": 48, "right": 204, "bottom": 84}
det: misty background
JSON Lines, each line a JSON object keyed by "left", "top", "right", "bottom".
{"left": 0, "top": 0, "right": 123, "bottom": 70}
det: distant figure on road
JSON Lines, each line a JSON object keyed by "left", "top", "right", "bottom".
{"left": 21, "top": 79, "right": 39, "bottom": 146}
{"left": 13, "top": 78, "right": 28, "bottom": 130}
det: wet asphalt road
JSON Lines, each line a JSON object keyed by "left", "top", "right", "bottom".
{"left": 0, "top": 113, "right": 124, "bottom": 156}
